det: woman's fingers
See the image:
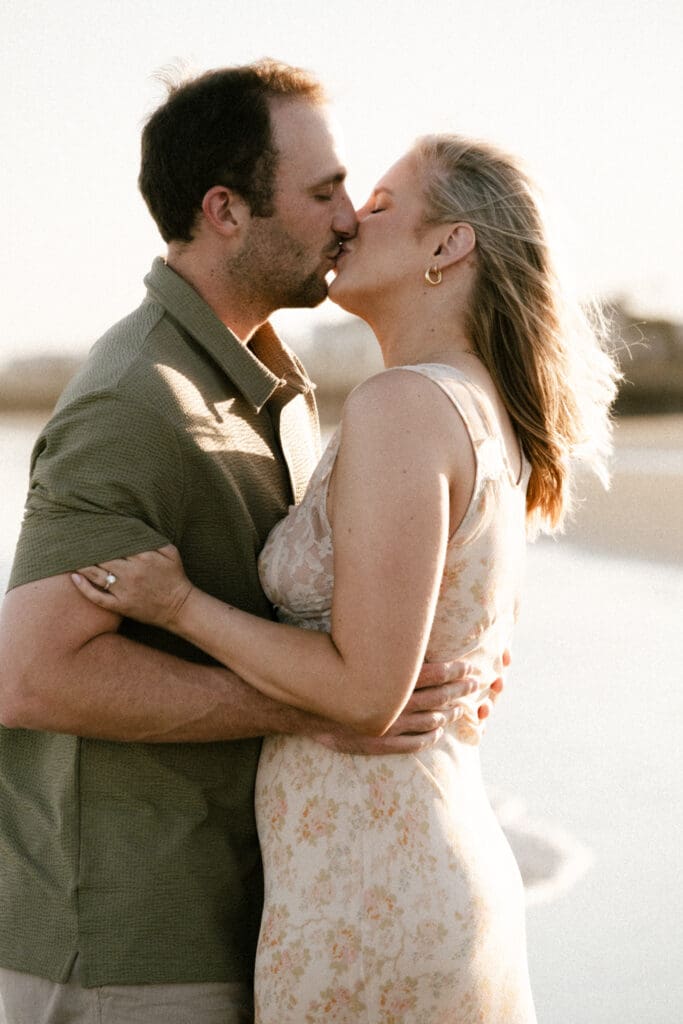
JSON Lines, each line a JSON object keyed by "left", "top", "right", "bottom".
{"left": 73, "top": 550, "right": 166, "bottom": 595}
{"left": 74, "top": 565, "right": 115, "bottom": 590}
{"left": 71, "top": 572, "right": 118, "bottom": 607}
{"left": 70, "top": 547, "right": 190, "bottom": 629}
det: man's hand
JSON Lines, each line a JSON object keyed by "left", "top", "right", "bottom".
{"left": 313, "top": 654, "right": 508, "bottom": 755}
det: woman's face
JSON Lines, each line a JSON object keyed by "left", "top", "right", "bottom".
{"left": 328, "top": 152, "right": 440, "bottom": 316}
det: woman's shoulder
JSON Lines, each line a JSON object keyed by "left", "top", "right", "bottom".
{"left": 344, "top": 362, "right": 485, "bottom": 433}
{"left": 344, "top": 362, "right": 472, "bottom": 411}
{"left": 339, "top": 365, "right": 473, "bottom": 471}
{"left": 347, "top": 363, "right": 432, "bottom": 396}
{"left": 344, "top": 365, "right": 454, "bottom": 424}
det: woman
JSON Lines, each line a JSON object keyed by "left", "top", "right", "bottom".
{"left": 72, "top": 135, "right": 618, "bottom": 1022}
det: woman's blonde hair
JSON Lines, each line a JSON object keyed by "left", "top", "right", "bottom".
{"left": 412, "top": 134, "right": 620, "bottom": 534}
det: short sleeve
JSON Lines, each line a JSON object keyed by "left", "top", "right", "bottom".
{"left": 8, "top": 391, "right": 184, "bottom": 589}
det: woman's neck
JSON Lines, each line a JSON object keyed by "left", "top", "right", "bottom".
{"left": 366, "top": 308, "right": 474, "bottom": 369}
{"left": 351, "top": 276, "right": 474, "bottom": 369}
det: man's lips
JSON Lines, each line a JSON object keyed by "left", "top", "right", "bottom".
{"left": 323, "top": 245, "right": 352, "bottom": 275}
{"left": 325, "top": 243, "right": 352, "bottom": 263}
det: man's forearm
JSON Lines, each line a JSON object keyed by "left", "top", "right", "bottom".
{"left": 90, "top": 632, "right": 332, "bottom": 740}
{"left": 0, "top": 574, "right": 332, "bottom": 742}
{"left": 0, "top": 576, "right": 485, "bottom": 752}
{"left": 2, "top": 627, "right": 326, "bottom": 743}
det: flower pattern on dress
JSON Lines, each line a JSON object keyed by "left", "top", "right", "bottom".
{"left": 378, "top": 976, "right": 419, "bottom": 1022}
{"left": 363, "top": 764, "right": 400, "bottom": 824}
{"left": 254, "top": 364, "right": 536, "bottom": 1023}
{"left": 304, "top": 981, "right": 367, "bottom": 1023}
{"left": 296, "top": 796, "right": 340, "bottom": 845}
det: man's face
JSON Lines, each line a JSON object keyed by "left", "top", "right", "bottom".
{"left": 235, "top": 99, "right": 357, "bottom": 310}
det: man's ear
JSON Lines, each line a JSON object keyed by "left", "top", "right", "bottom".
{"left": 434, "top": 222, "right": 476, "bottom": 268}
{"left": 201, "top": 186, "right": 250, "bottom": 238}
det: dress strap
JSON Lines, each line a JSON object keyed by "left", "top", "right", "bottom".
{"left": 393, "top": 363, "right": 515, "bottom": 485}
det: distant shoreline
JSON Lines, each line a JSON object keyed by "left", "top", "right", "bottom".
{"left": 3, "top": 407, "right": 681, "bottom": 565}
{"left": 1, "top": 364, "right": 681, "bottom": 419}
{"left": 2, "top": 302, "right": 683, "bottom": 415}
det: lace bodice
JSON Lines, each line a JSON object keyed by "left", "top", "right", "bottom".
{"left": 258, "top": 363, "right": 530, "bottom": 741}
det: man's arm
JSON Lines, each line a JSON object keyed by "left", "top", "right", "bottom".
{"left": 0, "top": 574, "right": 482, "bottom": 749}
{"left": 0, "top": 574, "right": 327, "bottom": 742}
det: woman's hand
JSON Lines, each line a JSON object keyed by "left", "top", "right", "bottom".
{"left": 71, "top": 545, "right": 194, "bottom": 631}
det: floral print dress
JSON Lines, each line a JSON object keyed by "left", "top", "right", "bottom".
{"left": 255, "top": 363, "right": 537, "bottom": 1023}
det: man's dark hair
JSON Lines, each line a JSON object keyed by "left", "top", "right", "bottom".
{"left": 139, "top": 59, "right": 326, "bottom": 243}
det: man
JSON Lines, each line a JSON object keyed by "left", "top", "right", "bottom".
{"left": 0, "top": 61, "right": 499, "bottom": 1023}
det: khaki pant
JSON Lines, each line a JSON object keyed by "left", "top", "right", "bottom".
{"left": 0, "top": 957, "right": 253, "bottom": 1024}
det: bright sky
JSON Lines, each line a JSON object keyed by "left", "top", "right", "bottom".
{"left": 1, "top": 0, "right": 681, "bottom": 359}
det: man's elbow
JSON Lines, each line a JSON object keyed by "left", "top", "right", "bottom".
{"left": 0, "top": 653, "right": 38, "bottom": 728}
{"left": 0, "top": 640, "right": 65, "bottom": 730}
{"left": 0, "top": 701, "right": 29, "bottom": 730}
{"left": 0, "top": 576, "right": 120, "bottom": 732}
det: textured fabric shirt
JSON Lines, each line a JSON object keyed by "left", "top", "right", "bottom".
{"left": 0, "top": 257, "right": 320, "bottom": 986}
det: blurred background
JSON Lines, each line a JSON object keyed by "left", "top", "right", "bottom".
{"left": 1, "top": 1, "right": 681, "bottom": 1021}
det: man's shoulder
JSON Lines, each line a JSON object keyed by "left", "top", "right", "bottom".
{"left": 27, "top": 298, "right": 193, "bottom": 473}
{"left": 57, "top": 299, "right": 168, "bottom": 409}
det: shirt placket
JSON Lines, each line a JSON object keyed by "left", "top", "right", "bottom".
{"left": 268, "top": 384, "right": 320, "bottom": 506}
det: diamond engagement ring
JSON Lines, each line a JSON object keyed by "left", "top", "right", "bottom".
{"left": 104, "top": 573, "right": 117, "bottom": 591}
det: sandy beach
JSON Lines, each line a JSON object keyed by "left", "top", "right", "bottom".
{"left": 481, "top": 413, "right": 683, "bottom": 1022}
{"left": 563, "top": 414, "right": 683, "bottom": 562}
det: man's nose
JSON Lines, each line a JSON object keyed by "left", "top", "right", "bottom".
{"left": 332, "top": 189, "right": 358, "bottom": 239}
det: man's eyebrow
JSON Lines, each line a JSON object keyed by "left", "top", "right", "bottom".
{"left": 307, "top": 170, "right": 348, "bottom": 190}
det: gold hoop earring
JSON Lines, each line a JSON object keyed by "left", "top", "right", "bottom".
{"left": 425, "top": 265, "right": 442, "bottom": 286}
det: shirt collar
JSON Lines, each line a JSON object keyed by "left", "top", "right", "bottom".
{"left": 144, "top": 257, "right": 311, "bottom": 412}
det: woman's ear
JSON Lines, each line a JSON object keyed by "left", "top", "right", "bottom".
{"left": 201, "top": 186, "right": 250, "bottom": 238}
{"left": 434, "top": 223, "right": 476, "bottom": 268}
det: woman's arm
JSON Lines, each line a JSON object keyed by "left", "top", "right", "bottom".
{"left": 73, "top": 372, "right": 473, "bottom": 736}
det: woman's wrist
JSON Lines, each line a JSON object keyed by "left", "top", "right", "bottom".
{"left": 165, "top": 581, "right": 197, "bottom": 635}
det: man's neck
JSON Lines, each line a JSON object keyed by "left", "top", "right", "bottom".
{"left": 165, "top": 248, "right": 270, "bottom": 344}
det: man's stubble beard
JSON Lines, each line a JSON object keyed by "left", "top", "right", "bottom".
{"left": 230, "top": 217, "right": 329, "bottom": 312}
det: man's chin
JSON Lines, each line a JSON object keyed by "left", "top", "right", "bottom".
{"left": 284, "top": 275, "right": 329, "bottom": 309}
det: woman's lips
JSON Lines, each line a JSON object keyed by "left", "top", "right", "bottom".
{"left": 329, "top": 245, "right": 352, "bottom": 275}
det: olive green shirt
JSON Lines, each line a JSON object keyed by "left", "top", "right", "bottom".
{"left": 0, "top": 258, "right": 320, "bottom": 986}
